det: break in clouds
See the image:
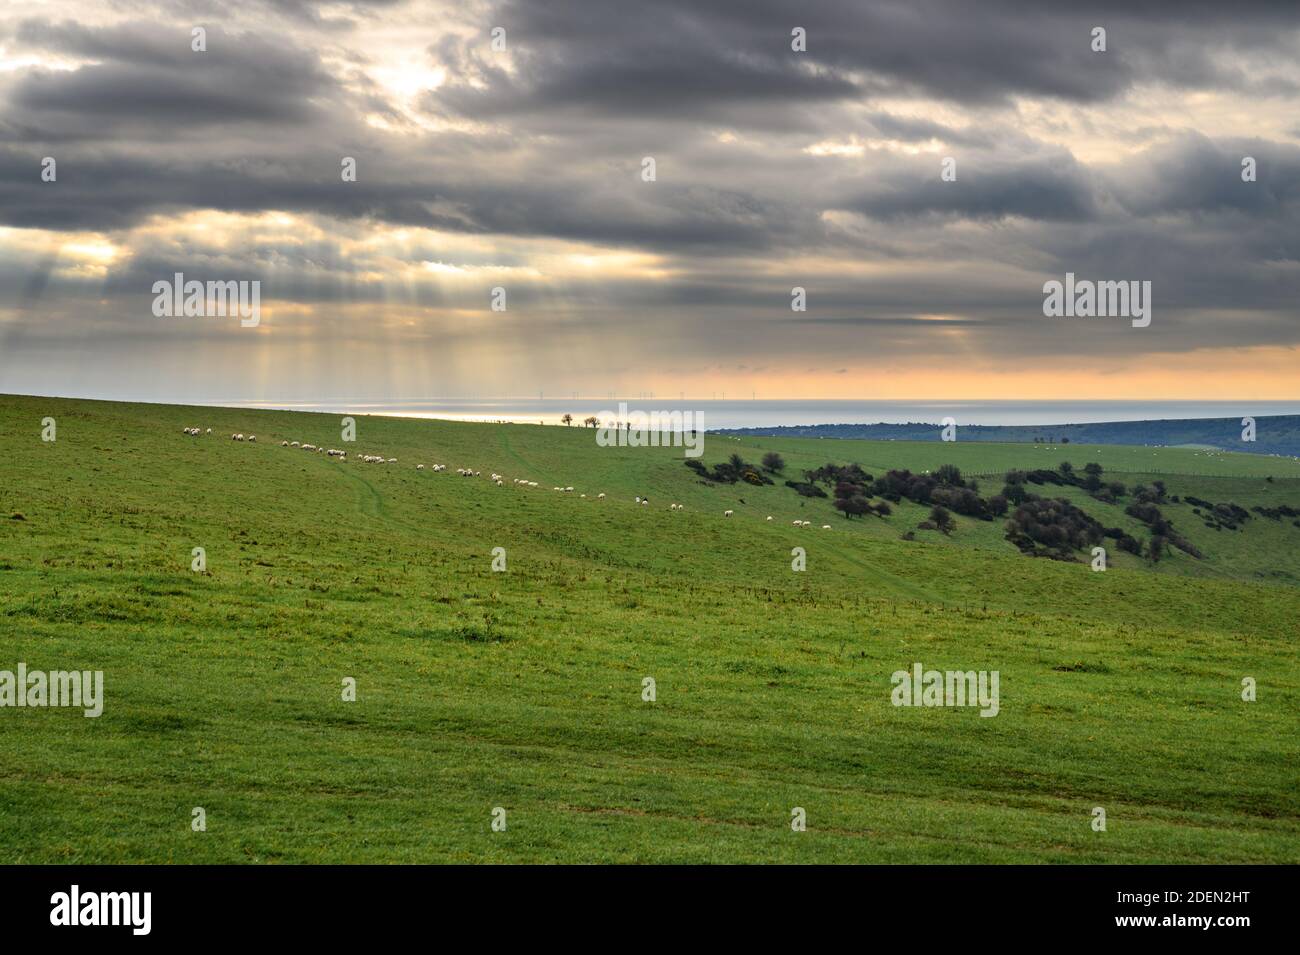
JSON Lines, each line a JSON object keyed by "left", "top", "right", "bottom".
{"left": 0, "top": 0, "right": 1298, "bottom": 401}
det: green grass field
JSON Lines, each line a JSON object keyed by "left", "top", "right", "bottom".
{"left": 1, "top": 394, "right": 1297, "bottom": 863}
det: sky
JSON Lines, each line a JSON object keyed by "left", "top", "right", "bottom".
{"left": 0, "top": 0, "right": 1298, "bottom": 405}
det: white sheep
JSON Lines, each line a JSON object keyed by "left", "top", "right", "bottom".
{"left": 281, "top": 440, "right": 289, "bottom": 447}
{"left": 417, "top": 464, "right": 425, "bottom": 470}
{"left": 822, "top": 525, "right": 831, "bottom": 529}
{"left": 248, "top": 435, "right": 256, "bottom": 442}
{"left": 766, "top": 516, "right": 773, "bottom": 521}
{"left": 724, "top": 510, "right": 734, "bottom": 517}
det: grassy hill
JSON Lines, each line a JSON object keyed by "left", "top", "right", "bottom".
{"left": 1, "top": 393, "right": 1297, "bottom": 863}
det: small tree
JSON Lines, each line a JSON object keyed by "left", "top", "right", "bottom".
{"left": 561, "top": 414, "right": 573, "bottom": 426}
{"left": 761, "top": 451, "right": 785, "bottom": 473}
{"left": 1059, "top": 461, "right": 1074, "bottom": 476}
{"left": 584, "top": 416, "right": 599, "bottom": 427}
{"left": 929, "top": 505, "right": 955, "bottom": 534}
{"left": 836, "top": 494, "right": 872, "bottom": 519}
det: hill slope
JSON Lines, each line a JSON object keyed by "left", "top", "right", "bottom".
{"left": 1, "top": 394, "right": 1297, "bottom": 863}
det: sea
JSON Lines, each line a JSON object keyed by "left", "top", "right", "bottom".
{"left": 214, "top": 398, "right": 1300, "bottom": 431}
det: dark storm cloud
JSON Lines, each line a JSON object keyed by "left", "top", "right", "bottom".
{"left": 1109, "top": 133, "right": 1300, "bottom": 217}
{"left": 431, "top": 0, "right": 1300, "bottom": 124}
{"left": 4, "top": 20, "right": 335, "bottom": 138}
{"left": 841, "top": 153, "right": 1101, "bottom": 223}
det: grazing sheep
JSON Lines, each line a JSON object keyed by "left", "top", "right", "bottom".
{"left": 724, "top": 510, "right": 734, "bottom": 517}
{"left": 281, "top": 440, "right": 289, "bottom": 447}
{"left": 766, "top": 516, "right": 773, "bottom": 521}
{"left": 248, "top": 435, "right": 256, "bottom": 442}
{"left": 417, "top": 464, "right": 425, "bottom": 470}
{"left": 822, "top": 524, "right": 831, "bottom": 529}
{"left": 597, "top": 492, "right": 605, "bottom": 499}
{"left": 205, "top": 428, "right": 211, "bottom": 434}
{"left": 641, "top": 500, "right": 648, "bottom": 506}
{"left": 792, "top": 520, "right": 801, "bottom": 526}
{"left": 290, "top": 441, "right": 300, "bottom": 448}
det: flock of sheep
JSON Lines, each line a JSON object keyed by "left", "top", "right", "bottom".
{"left": 188, "top": 424, "right": 834, "bottom": 526}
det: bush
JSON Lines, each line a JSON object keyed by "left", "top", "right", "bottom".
{"left": 784, "top": 480, "right": 827, "bottom": 498}
{"left": 1005, "top": 497, "right": 1106, "bottom": 560}
{"left": 761, "top": 452, "right": 785, "bottom": 473}
{"left": 686, "top": 455, "right": 773, "bottom": 485}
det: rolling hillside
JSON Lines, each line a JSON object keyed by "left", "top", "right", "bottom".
{"left": 1, "top": 394, "right": 1297, "bottom": 863}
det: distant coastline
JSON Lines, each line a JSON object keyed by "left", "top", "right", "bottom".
{"left": 713, "top": 415, "right": 1300, "bottom": 457}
